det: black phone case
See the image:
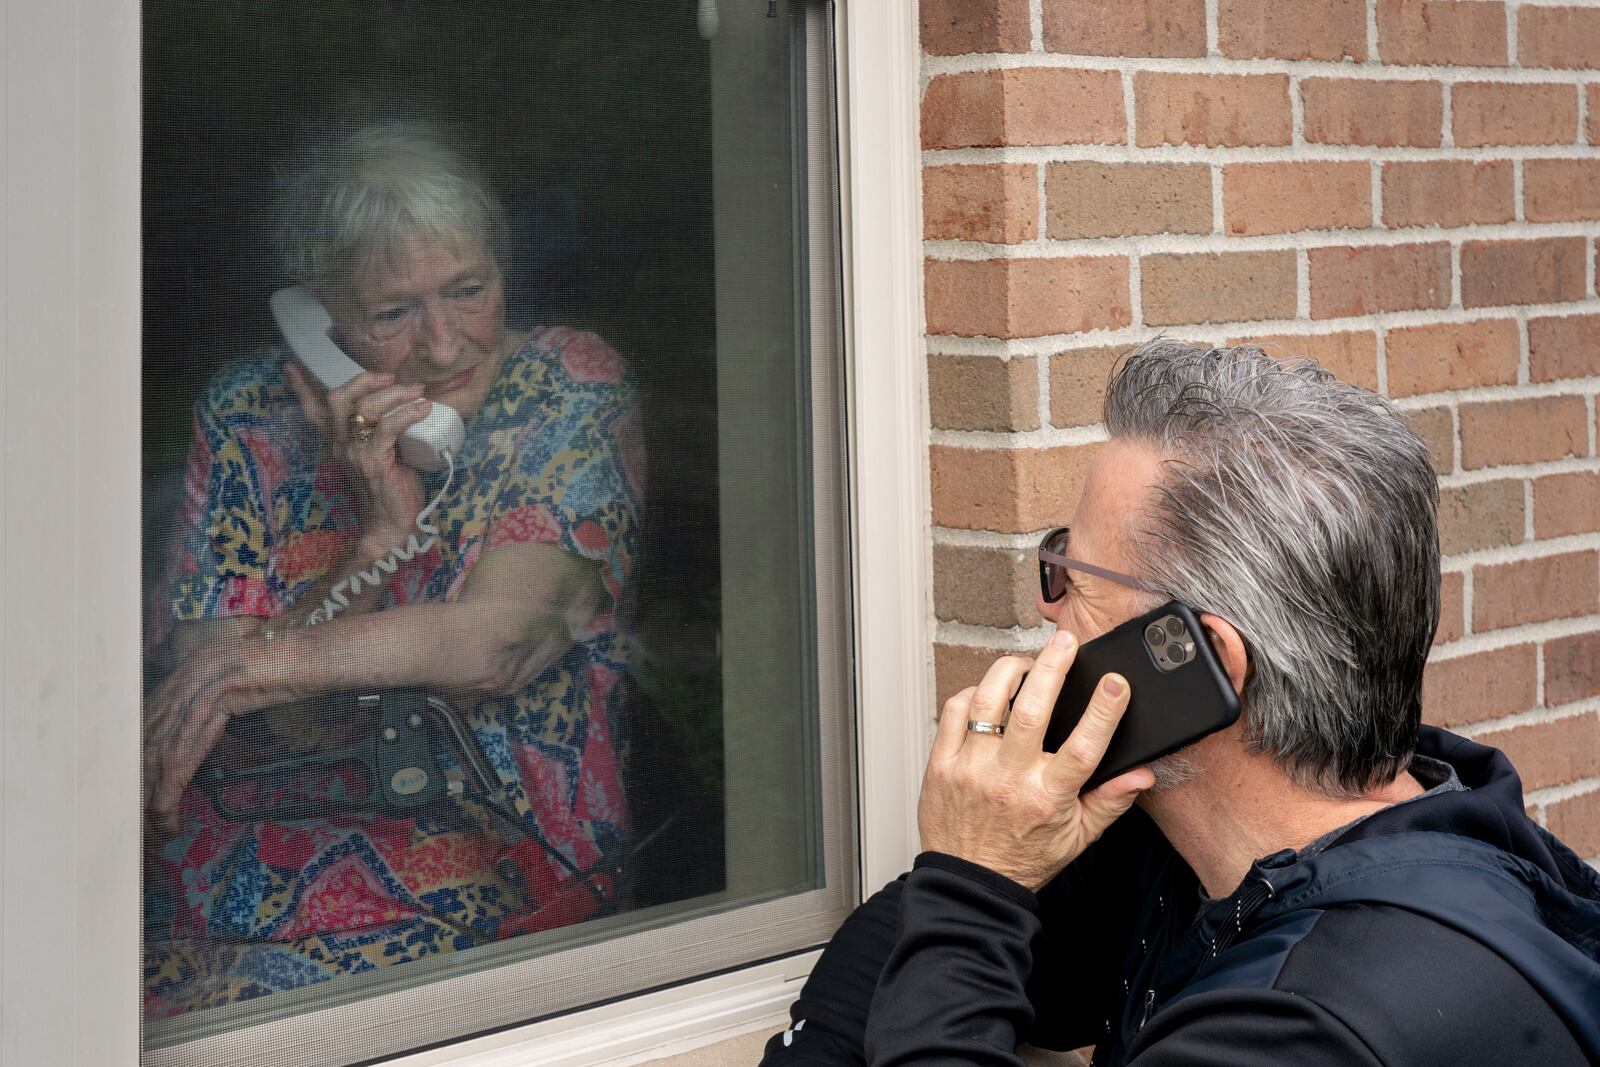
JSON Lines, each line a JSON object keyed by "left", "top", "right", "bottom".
{"left": 1042, "top": 600, "right": 1241, "bottom": 790}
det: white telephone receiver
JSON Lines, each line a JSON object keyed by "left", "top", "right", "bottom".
{"left": 271, "top": 286, "right": 466, "bottom": 472}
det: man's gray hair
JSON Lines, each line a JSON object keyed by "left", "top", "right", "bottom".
{"left": 1105, "top": 339, "right": 1440, "bottom": 797}
{"left": 273, "top": 121, "right": 509, "bottom": 289}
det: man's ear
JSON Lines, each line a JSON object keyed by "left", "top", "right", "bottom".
{"left": 1198, "top": 612, "right": 1249, "bottom": 697}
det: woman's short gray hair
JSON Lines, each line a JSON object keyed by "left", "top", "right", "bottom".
{"left": 273, "top": 121, "right": 509, "bottom": 288}
{"left": 1105, "top": 339, "right": 1440, "bottom": 797}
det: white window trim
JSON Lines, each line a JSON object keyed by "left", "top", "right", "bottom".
{"left": 0, "top": 0, "right": 926, "bottom": 1063}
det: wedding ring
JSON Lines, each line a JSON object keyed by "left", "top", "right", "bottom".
{"left": 967, "top": 720, "right": 1005, "bottom": 737}
{"left": 348, "top": 411, "right": 376, "bottom": 444}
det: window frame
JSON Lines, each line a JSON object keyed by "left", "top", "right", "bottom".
{"left": 0, "top": 0, "right": 927, "bottom": 1062}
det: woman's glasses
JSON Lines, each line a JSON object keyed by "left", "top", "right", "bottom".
{"left": 1037, "top": 526, "right": 1164, "bottom": 603}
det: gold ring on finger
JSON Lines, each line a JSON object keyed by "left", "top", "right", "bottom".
{"left": 347, "top": 411, "right": 376, "bottom": 444}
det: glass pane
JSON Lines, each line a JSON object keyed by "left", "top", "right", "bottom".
{"left": 139, "top": 1, "right": 852, "bottom": 1060}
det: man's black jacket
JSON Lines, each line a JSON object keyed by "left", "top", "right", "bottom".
{"left": 760, "top": 727, "right": 1600, "bottom": 1065}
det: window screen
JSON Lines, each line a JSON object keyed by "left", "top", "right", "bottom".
{"left": 139, "top": 2, "right": 854, "bottom": 1063}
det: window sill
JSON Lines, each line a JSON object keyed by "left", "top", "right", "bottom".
{"left": 385, "top": 951, "right": 819, "bottom": 1067}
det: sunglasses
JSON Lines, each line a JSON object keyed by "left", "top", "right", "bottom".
{"left": 1037, "top": 526, "right": 1163, "bottom": 603}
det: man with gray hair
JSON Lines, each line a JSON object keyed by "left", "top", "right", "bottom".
{"left": 763, "top": 340, "right": 1600, "bottom": 1066}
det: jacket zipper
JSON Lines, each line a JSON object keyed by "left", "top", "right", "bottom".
{"left": 1140, "top": 873, "right": 1278, "bottom": 1033}
{"left": 1137, "top": 872, "right": 1181, "bottom": 1032}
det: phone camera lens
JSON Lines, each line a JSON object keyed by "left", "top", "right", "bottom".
{"left": 1146, "top": 624, "right": 1166, "bottom": 648}
{"left": 1166, "top": 642, "right": 1186, "bottom": 663}
{"left": 1165, "top": 617, "right": 1186, "bottom": 637}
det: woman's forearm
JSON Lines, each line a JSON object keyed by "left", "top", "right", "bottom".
{"left": 145, "top": 543, "right": 604, "bottom": 821}
{"left": 260, "top": 599, "right": 560, "bottom": 699}
{"left": 253, "top": 550, "right": 601, "bottom": 704}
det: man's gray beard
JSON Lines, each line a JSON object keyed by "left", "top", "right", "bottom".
{"left": 1145, "top": 751, "right": 1203, "bottom": 794}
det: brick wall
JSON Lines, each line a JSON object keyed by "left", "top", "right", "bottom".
{"left": 921, "top": 0, "right": 1600, "bottom": 862}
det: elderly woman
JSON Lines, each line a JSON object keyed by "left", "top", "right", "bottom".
{"left": 142, "top": 122, "right": 644, "bottom": 1016}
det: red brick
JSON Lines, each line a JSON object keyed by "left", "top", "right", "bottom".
{"left": 1308, "top": 243, "right": 1451, "bottom": 319}
{"left": 1045, "top": 163, "right": 1212, "bottom": 239}
{"left": 1519, "top": 6, "right": 1600, "bottom": 69}
{"left": 1223, "top": 162, "right": 1371, "bottom": 236}
{"left": 1229, "top": 331, "right": 1380, "bottom": 392}
{"left": 925, "top": 257, "right": 1132, "bottom": 338}
{"left": 930, "top": 442, "right": 1102, "bottom": 532}
{"left": 1546, "top": 631, "right": 1600, "bottom": 706}
{"left": 1218, "top": 0, "right": 1367, "bottom": 61}
{"left": 1534, "top": 472, "right": 1600, "bottom": 539}
{"left": 1461, "top": 238, "right": 1588, "bottom": 309}
{"left": 1049, "top": 346, "right": 1123, "bottom": 427}
{"left": 935, "top": 643, "right": 1012, "bottom": 711}
{"left": 1475, "top": 714, "right": 1600, "bottom": 791}
{"left": 1529, "top": 314, "right": 1600, "bottom": 383}
{"left": 1406, "top": 406, "right": 1456, "bottom": 475}
{"left": 1438, "top": 479, "right": 1525, "bottom": 556}
{"left": 1460, "top": 395, "right": 1589, "bottom": 468}
{"left": 924, "top": 164, "right": 1039, "bottom": 243}
{"left": 1422, "top": 644, "right": 1538, "bottom": 727}
{"left": 1546, "top": 790, "right": 1600, "bottom": 858}
{"left": 921, "top": 0, "right": 1033, "bottom": 55}
{"left": 1590, "top": 86, "right": 1600, "bottom": 143}
{"left": 1302, "top": 79, "right": 1444, "bottom": 147}
{"left": 1437, "top": 570, "right": 1466, "bottom": 645}
{"left": 1384, "top": 319, "right": 1521, "bottom": 398}
{"left": 934, "top": 543, "right": 1039, "bottom": 628}
{"left": 1135, "top": 73, "right": 1292, "bottom": 147}
{"left": 1381, "top": 161, "right": 1514, "bottom": 229}
{"left": 922, "top": 69, "right": 1127, "bottom": 149}
{"left": 928, "top": 355, "right": 1039, "bottom": 431}
{"left": 1003, "top": 69, "right": 1129, "bottom": 147}
{"left": 1473, "top": 550, "right": 1599, "bottom": 630}
{"left": 1042, "top": 0, "right": 1207, "bottom": 57}
{"left": 925, "top": 258, "right": 1011, "bottom": 338}
{"left": 1377, "top": 0, "right": 1509, "bottom": 66}
{"left": 923, "top": 71, "right": 1006, "bottom": 150}
{"left": 1141, "top": 251, "right": 1297, "bottom": 326}
{"left": 1524, "top": 159, "right": 1600, "bottom": 223}
{"left": 931, "top": 447, "right": 1018, "bottom": 531}
{"left": 1453, "top": 83, "right": 1578, "bottom": 147}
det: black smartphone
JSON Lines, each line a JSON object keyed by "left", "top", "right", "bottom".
{"left": 1042, "top": 600, "right": 1241, "bottom": 790}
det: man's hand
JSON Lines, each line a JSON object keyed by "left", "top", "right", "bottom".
{"left": 918, "top": 629, "right": 1155, "bottom": 892}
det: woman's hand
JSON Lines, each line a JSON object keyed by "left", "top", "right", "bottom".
{"left": 284, "top": 361, "right": 433, "bottom": 547}
{"left": 142, "top": 637, "right": 289, "bottom": 831}
{"left": 917, "top": 630, "right": 1155, "bottom": 892}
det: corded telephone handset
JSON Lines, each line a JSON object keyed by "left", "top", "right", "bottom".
{"left": 270, "top": 286, "right": 465, "bottom": 471}
{"left": 269, "top": 286, "right": 463, "bottom": 626}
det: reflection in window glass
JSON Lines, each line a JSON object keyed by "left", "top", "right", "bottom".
{"left": 140, "top": 1, "right": 849, "bottom": 1059}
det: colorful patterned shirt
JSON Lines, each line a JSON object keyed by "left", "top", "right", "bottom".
{"left": 144, "top": 327, "right": 644, "bottom": 1017}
